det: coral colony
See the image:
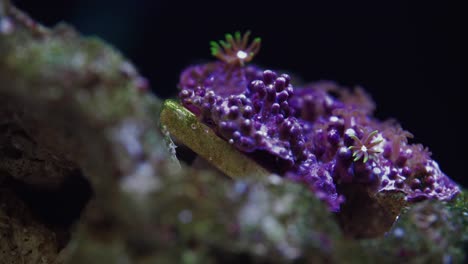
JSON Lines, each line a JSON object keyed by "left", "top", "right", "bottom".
{"left": 178, "top": 32, "right": 459, "bottom": 211}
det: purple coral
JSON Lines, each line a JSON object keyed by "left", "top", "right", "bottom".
{"left": 177, "top": 32, "right": 460, "bottom": 211}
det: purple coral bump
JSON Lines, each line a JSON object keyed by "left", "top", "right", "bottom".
{"left": 177, "top": 31, "right": 460, "bottom": 211}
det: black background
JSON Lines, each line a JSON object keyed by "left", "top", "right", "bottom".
{"left": 14, "top": 0, "right": 466, "bottom": 187}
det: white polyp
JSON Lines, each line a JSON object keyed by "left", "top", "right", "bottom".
{"left": 236, "top": 50, "right": 248, "bottom": 59}
{"left": 345, "top": 128, "right": 356, "bottom": 137}
{"left": 373, "top": 167, "right": 382, "bottom": 175}
{"left": 329, "top": 116, "right": 340, "bottom": 123}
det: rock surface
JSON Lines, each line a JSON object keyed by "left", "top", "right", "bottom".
{"left": 0, "top": 1, "right": 466, "bottom": 263}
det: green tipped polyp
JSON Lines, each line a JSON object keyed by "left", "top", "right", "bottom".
{"left": 160, "top": 100, "right": 270, "bottom": 178}
{"left": 234, "top": 31, "right": 242, "bottom": 41}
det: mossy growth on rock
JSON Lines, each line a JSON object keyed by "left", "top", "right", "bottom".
{"left": 0, "top": 1, "right": 466, "bottom": 263}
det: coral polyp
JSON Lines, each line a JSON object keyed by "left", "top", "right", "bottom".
{"left": 348, "top": 129, "right": 384, "bottom": 163}
{"left": 210, "top": 31, "right": 261, "bottom": 66}
{"left": 177, "top": 31, "right": 460, "bottom": 212}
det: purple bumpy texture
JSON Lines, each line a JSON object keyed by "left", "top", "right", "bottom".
{"left": 178, "top": 33, "right": 459, "bottom": 211}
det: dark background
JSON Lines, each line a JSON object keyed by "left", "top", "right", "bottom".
{"left": 14, "top": 0, "right": 466, "bottom": 187}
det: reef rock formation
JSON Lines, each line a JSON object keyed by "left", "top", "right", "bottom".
{"left": 0, "top": 1, "right": 466, "bottom": 263}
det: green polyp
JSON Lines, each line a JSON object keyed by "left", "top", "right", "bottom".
{"left": 219, "top": 40, "right": 230, "bottom": 49}
{"left": 209, "top": 41, "right": 220, "bottom": 56}
{"left": 209, "top": 40, "right": 220, "bottom": 48}
{"left": 234, "top": 31, "right": 242, "bottom": 41}
{"left": 368, "top": 130, "right": 379, "bottom": 139}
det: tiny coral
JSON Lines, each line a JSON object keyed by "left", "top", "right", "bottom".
{"left": 210, "top": 31, "right": 261, "bottom": 66}
{"left": 177, "top": 31, "right": 460, "bottom": 211}
{"left": 348, "top": 129, "right": 383, "bottom": 163}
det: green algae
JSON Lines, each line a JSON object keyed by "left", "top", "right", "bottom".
{"left": 160, "top": 100, "right": 270, "bottom": 179}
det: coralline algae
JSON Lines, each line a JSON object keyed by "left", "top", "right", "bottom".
{"left": 178, "top": 32, "right": 459, "bottom": 211}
